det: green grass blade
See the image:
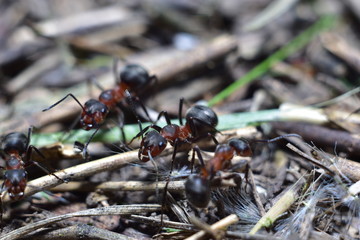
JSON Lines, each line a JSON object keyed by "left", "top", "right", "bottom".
{"left": 207, "top": 15, "right": 338, "bottom": 106}
{"left": 31, "top": 106, "right": 329, "bottom": 147}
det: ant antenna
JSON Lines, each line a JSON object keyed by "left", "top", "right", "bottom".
{"left": 254, "top": 133, "right": 302, "bottom": 143}
{"left": 26, "top": 126, "right": 34, "bottom": 150}
{"left": 156, "top": 111, "right": 172, "bottom": 125}
{"left": 42, "top": 93, "right": 86, "bottom": 112}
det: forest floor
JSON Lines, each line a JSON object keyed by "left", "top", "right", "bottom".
{"left": 1, "top": 0, "right": 360, "bottom": 239}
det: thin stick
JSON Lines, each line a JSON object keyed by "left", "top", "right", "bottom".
{"left": 129, "top": 215, "right": 196, "bottom": 231}
{"left": 248, "top": 169, "right": 266, "bottom": 216}
{"left": 185, "top": 214, "right": 239, "bottom": 240}
{"left": 0, "top": 204, "right": 161, "bottom": 240}
{"left": 2, "top": 150, "right": 140, "bottom": 204}
{"left": 286, "top": 143, "right": 335, "bottom": 175}
{"left": 50, "top": 180, "right": 186, "bottom": 192}
{"left": 27, "top": 224, "right": 136, "bottom": 240}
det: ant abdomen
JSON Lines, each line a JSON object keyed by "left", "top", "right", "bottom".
{"left": 185, "top": 105, "right": 218, "bottom": 137}
{"left": 185, "top": 174, "right": 211, "bottom": 208}
{"left": 120, "top": 64, "right": 153, "bottom": 90}
{"left": 2, "top": 132, "right": 28, "bottom": 156}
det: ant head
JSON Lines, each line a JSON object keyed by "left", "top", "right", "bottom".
{"left": 80, "top": 99, "right": 109, "bottom": 130}
{"left": 119, "top": 64, "right": 152, "bottom": 91}
{"left": 140, "top": 130, "right": 167, "bottom": 162}
{"left": 4, "top": 169, "right": 27, "bottom": 199}
{"left": 228, "top": 138, "right": 252, "bottom": 157}
{"left": 185, "top": 105, "right": 218, "bottom": 136}
{"left": 2, "top": 132, "right": 28, "bottom": 156}
{"left": 185, "top": 174, "right": 211, "bottom": 208}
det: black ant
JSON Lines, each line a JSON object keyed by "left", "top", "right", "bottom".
{"left": 42, "top": 63, "right": 156, "bottom": 156}
{"left": 185, "top": 134, "right": 301, "bottom": 208}
{"left": 0, "top": 128, "right": 62, "bottom": 200}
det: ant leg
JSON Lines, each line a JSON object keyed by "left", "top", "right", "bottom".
{"left": 26, "top": 146, "right": 63, "bottom": 182}
{"left": 170, "top": 139, "right": 179, "bottom": 174}
{"left": 244, "top": 164, "right": 250, "bottom": 194}
{"left": 208, "top": 133, "right": 218, "bottom": 145}
{"left": 129, "top": 124, "right": 162, "bottom": 145}
{"left": 178, "top": 98, "right": 184, "bottom": 125}
{"left": 110, "top": 103, "right": 132, "bottom": 150}
{"left": 147, "top": 150, "right": 159, "bottom": 201}
{"left": 124, "top": 89, "right": 154, "bottom": 123}
{"left": 25, "top": 125, "right": 34, "bottom": 149}
{"left": 82, "top": 128, "right": 100, "bottom": 160}
{"left": 156, "top": 111, "right": 171, "bottom": 125}
{"left": 26, "top": 145, "right": 45, "bottom": 162}
{"left": 42, "top": 93, "right": 85, "bottom": 112}
{"left": 114, "top": 108, "right": 128, "bottom": 147}
{"left": 160, "top": 140, "right": 179, "bottom": 230}
{"left": 133, "top": 95, "right": 153, "bottom": 123}
{"left": 26, "top": 160, "right": 63, "bottom": 182}
{"left": 190, "top": 149, "right": 195, "bottom": 174}
{"left": 192, "top": 146, "right": 206, "bottom": 168}
{"left": 89, "top": 76, "right": 105, "bottom": 91}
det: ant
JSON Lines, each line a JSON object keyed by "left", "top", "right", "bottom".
{"left": 130, "top": 100, "right": 219, "bottom": 228}
{"left": 0, "top": 128, "right": 62, "bottom": 200}
{"left": 130, "top": 99, "right": 219, "bottom": 167}
{"left": 185, "top": 134, "right": 301, "bottom": 208}
{"left": 42, "top": 62, "right": 156, "bottom": 156}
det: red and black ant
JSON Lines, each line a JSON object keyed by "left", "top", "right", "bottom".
{"left": 130, "top": 100, "right": 220, "bottom": 226}
{"left": 131, "top": 99, "right": 219, "bottom": 167}
{"left": 42, "top": 63, "right": 156, "bottom": 156}
{"left": 185, "top": 134, "right": 301, "bottom": 208}
{"left": 0, "top": 128, "right": 62, "bottom": 200}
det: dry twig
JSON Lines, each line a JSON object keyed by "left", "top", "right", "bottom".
{"left": 0, "top": 204, "right": 161, "bottom": 240}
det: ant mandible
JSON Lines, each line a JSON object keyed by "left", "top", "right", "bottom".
{"left": 42, "top": 62, "right": 156, "bottom": 155}
{"left": 185, "top": 134, "right": 301, "bottom": 208}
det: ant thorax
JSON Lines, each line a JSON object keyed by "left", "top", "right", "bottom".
{"left": 160, "top": 124, "right": 181, "bottom": 143}
{"left": 6, "top": 156, "right": 23, "bottom": 170}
